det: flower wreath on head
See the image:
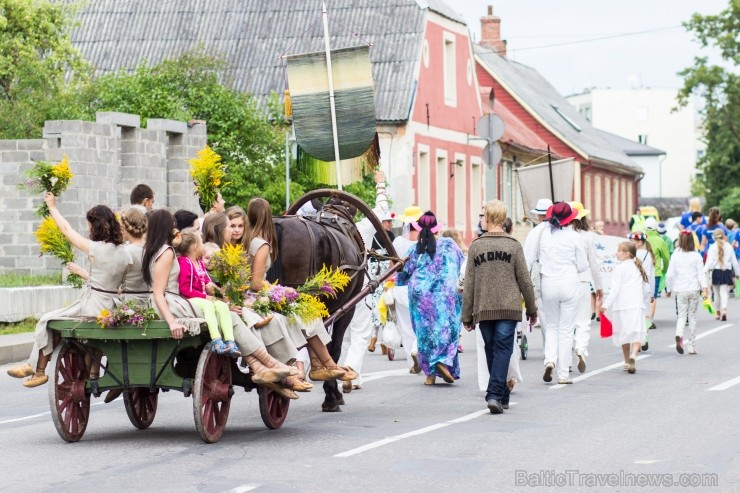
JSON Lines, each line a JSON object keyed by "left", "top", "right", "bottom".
{"left": 188, "top": 145, "right": 229, "bottom": 213}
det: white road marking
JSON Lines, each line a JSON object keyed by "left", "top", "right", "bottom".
{"left": 224, "top": 484, "right": 260, "bottom": 493}
{"left": 709, "top": 375, "right": 740, "bottom": 391}
{"left": 549, "top": 355, "right": 652, "bottom": 390}
{"left": 334, "top": 407, "right": 506, "bottom": 458}
{"left": 665, "top": 323, "right": 733, "bottom": 348}
{"left": 634, "top": 459, "right": 663, "bottom": 464}
{"left": 0, "top": 401, "right": 106, "bottom": 425}
{"left": 360, "top": 368, "right": 411, "bottom": 383}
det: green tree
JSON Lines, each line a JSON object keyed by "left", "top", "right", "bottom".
{"left": 0, "top": 0, "right": 90, "bottom": 138}
{"left": 677, "top": 0, "right": 740, "bottom": 206}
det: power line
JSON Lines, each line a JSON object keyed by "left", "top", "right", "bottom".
{"left": 511, "top": 25, "right": 683, "bottom": 52}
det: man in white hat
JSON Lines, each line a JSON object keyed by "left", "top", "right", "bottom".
{"left": 523, "top": 198, "right": 553, "bottom": 336}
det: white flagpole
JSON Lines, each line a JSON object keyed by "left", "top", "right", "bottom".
{"left": 322, "top": 1, "right": 343, "bottom": 190}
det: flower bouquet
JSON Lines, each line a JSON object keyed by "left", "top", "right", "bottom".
{"left": 248, "top": 266, "right": 351, "bottom": 322}
{"left": 97, "top": 301, "right": 158, "bottom": 329}
{"left": 208, "top": 243, "right": 251, "bottom": 305}
{"left": 188, "top": 145, "right": 229, "bottom": 213}
{"left": 18, "top": 156, "right": 74, "bottom": 217}
{"left": 35, "top": 216, "right": 84, "bottom": 288}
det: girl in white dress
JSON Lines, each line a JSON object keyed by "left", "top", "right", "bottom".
{"left": 601, "top": 241, "right": 652, "bottom": 374}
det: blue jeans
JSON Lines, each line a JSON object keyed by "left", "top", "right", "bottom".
{"left": 479, "top": 319, "right": 518, "bottom": 404}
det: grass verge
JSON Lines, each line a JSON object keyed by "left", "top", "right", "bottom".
{"left": 0, "top": 273, "right": 62, "bottom": 287}
{"left": 0, "top": 318, "right": 37, "bottom": 335}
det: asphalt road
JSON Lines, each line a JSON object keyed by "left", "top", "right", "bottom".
{"left": 1, "top": 296, "right": 738, "bottom": 493}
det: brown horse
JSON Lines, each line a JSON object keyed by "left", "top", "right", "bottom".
{"left": 267, "top": 190, "right": 399, "bottom": 412}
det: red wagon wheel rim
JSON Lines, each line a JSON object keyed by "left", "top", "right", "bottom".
{"left": 49, "top": 343, "right": 90, "bottom": 442}
{"left": 124, "top": 388, "right": 158, "bottom": 429}
{"left": 259, "top": 386, "right": 290, "bottom": 429}
{"left": 194, "top": 349, "right": 232, "bottom": 443}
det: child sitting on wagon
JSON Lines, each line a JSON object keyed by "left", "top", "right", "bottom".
{"left": 173, "top": 228, "right": 241, "bottom": 357}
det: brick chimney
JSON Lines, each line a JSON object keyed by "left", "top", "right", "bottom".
{"left": 480, "top": 5, "right": 507, "bottom": 56}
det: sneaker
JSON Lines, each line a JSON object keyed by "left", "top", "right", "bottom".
{"left": 224, "top": 340, "right": 242, "bottom": 358}
{"left": 675, "top": 335, "right": 684, "bottom": 355}
{"left": 628, "top": 356, "right": 636, "bottom": 374}
{"left": 557, "top": 378, "right": 573, "bottom": 384}
{"left": 622, "top": 363, "right": 630, "bottom": 371}
{"left": 487, "top": 399, "right": 504, "bottom": 414}
{"left": 501, "top": 402, "right": 510, "bottom": 410}
{"left": 641, "top": 341, "right": 649, "bottom": 351}
{"left": 577, "top": 353, "right": 586, "bottom": 373}
{"left": 543, "top": 362, "right": 554, "bottom": 383}
{"left": 648, "top": 323, "right": 657, "bottom": 330}
{"left": 591, "top": 312, "right": 596, "bottom": 321}
{"left": 210, "top": 338, "right": 228, "bottom": 355}
{"left": 688, "top": 345, "right": 697, "bottom": 355}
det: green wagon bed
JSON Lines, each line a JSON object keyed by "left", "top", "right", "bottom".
{"left": 46, "top": 319, "right": 290, "bottom": 443}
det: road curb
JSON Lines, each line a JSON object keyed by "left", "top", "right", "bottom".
{"left": 0, "top": 333, "right": 34, "bottom": 366}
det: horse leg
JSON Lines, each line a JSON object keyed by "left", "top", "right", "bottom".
{"left": 322, "top": 309, "right": 355, "bottom": 412}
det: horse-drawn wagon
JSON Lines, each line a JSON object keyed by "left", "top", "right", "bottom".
{"left": 45, "top": 190, "right": 401, "bottom": 443}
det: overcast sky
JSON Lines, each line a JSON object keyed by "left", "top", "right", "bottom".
{"left": 450, "top": 0, "right": 728, "bottom": 96}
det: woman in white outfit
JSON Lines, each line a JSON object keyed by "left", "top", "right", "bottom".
{"left": 391, "top": 205, "right": 423, "bottom": 373}
{"left": 705, "top": 229, "right": 740, "bottom": 321}
{"left": 539, "top": 202, "right": 588, "bottom": 385}
{"left": 568, "top": 202, "right": 603, "bottom": 373}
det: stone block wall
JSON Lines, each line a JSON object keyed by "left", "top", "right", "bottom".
{"left": 0, "top": 113, "right": 206, "bottom": 275}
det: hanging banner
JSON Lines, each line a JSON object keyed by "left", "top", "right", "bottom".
{"left": 286, "top": 45, "right": 377, "bottom": 163}
{"left": 515, "top": 158, "right": 575, "bottom": 219}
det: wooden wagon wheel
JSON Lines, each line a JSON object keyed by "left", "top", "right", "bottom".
{"left": 123, "top": 388, "right": 159, "bottom": 429}
{"left": 47, "top": 342, "right": 91, "bottom": 443}
{"left": 258, "top": 385, "right": 290, "bottom": 430}
{"left": 192, "top": 347, "right": 233, "bottom": 443}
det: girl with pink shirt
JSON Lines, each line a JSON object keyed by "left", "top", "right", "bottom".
{"left": 174, "top": 228, "right": 240, "bottom": 356}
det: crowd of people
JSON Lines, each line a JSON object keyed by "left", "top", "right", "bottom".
{"left": 6, "top": 182, "right": 738, "bottom": 417}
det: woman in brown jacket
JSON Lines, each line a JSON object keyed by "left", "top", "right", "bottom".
{"left": 462, "top": 200, "right": 537, "bottom": 414}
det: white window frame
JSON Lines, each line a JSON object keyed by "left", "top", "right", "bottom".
{"left": 453, "top": 153, "right": 466, "bottom": 231}
{"left": 605, "top": 176, "right": 612, "bottom": 222}
{"left": 417, "top": 145, "right": 431, "bottom": 211}
{"left": 443, "top": 32, "right": 457, "bottom": 107}
{"left": 435, "top": 149, "right": 448, "bottom": 223}
{"left": 594, "top": 175, "right": 602, "bottom": 221}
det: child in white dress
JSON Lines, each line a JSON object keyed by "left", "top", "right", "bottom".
{"left": 601, "top": 241, "right": 652, "bottom": 374}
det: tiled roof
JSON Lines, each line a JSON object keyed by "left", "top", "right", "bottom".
{"left": 71, "top": 0, "right": 464, "bottom": 123}
{"left": 474, "top": 45, "right": 641, "bottom": 172}
{"left": 594, "top": 129, "right": 666, "bottom": 157}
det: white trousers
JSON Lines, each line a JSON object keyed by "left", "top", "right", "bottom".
{"left": 392, "top": 286, "right": 418, "bottom": 367}
{"left": 340, "top": 294, "right": 373, "bottom": 386}
{"left": 712, "top": 285, "right": 730, "bottom": 312}
{"left": 541, "top": 275, "right": 580, "bottom": 380}
{"left": 676, "top": 291, "right": 700, "bottom": 347}
{"left": 573, "top": 282, "right": 592, "bottom": 355}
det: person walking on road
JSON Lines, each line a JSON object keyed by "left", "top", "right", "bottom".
{"left": 538, "top": 202, "right": 588, "bottom": 385}
{"left": 396, "top": 211, "right": 464, "bottom": 386}
{"left": 665, "top": 231, "right": 708, "bottom": 355}
{"left": 627, "top": 232, "right": 656, "bottom": 348}
{"left": 462, "top": 200, "right": 537, "bottom": 413}
{"left": 705, "top": 229, "right": 740, "bottom": 322}
{"left": 601, "top": 242, "right": 652, "bottom": 374}
{"left": 390, "top": 205, "right": 423, "bottom": 374}
{"left": 523, "top": 198, "right": 553, "bottom": 340}
{"left": 645, "top": 218, "right": 670, "bottom": 323}
{"left": 569, "top": 202, "right": 602, "bottom": 373}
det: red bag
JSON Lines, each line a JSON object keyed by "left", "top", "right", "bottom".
{"left": 600, "top": 314, "right": 613, "bottom": 338}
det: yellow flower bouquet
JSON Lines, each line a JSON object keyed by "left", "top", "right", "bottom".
{"left": 35, "top": 217, "right": 83, "bottom": 288}
{"left": 18, "top": 156, "right": 74, "bottom": 217}
{"left": 188, "top": 146, "right": 228, "bottom": 213}
{"left": 208, "top": 243, "right": 251, "bottom": 305}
